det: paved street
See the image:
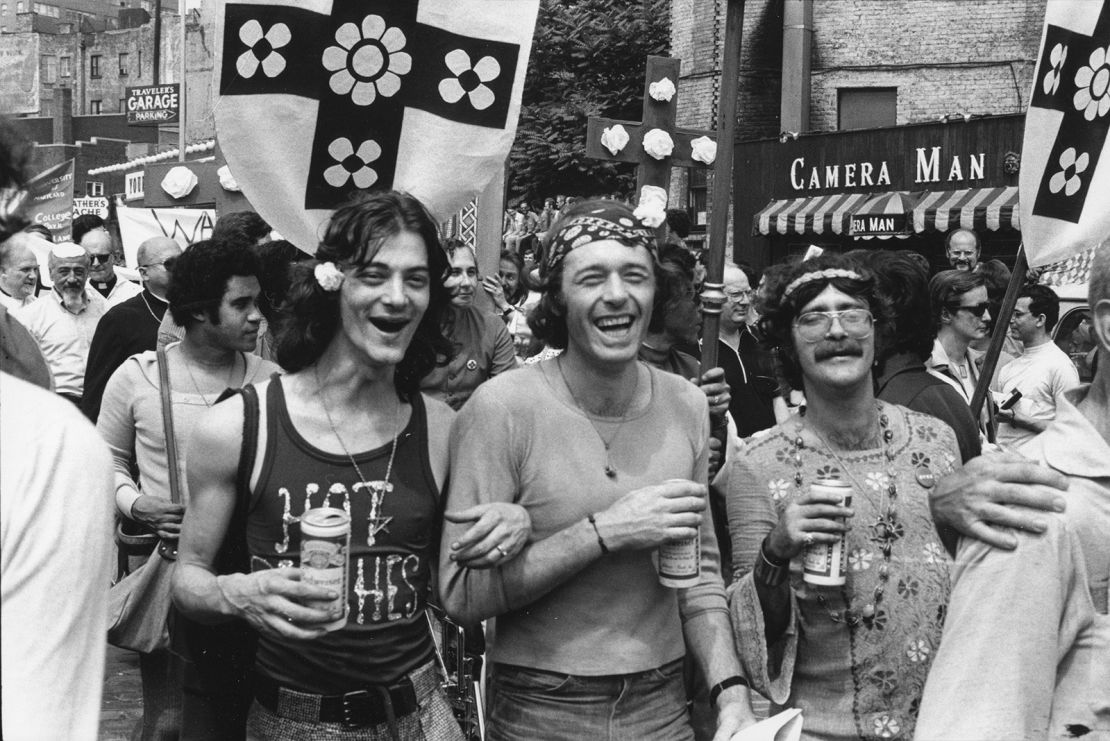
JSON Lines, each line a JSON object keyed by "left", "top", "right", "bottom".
{"left": 100, "top": 645, "right": 143, "bottom": 741}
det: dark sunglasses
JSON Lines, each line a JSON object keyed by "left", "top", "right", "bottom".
{"left": 90, "top": 253, "right": 113, "bottom": 265}
{"left": 142, "top": 256, "right": 177, "bottom": 271}
{"left": 946, "top": 302, "right": 991, "bottom": 318}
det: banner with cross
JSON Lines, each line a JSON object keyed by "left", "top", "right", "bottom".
{"left": 585, "top": 56, "right": 717, "bottom": 202}
{"left": 214, "top": 0, "right": 538, "bottom": 251}
{"left": 1020, "top": 0, "right": 1110, "bottom": 268}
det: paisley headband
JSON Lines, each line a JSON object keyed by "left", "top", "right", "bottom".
{"left": 544, "top": 205, "right": 657, "bottom": 277}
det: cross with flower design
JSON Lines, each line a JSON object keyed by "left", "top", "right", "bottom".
{"left": 1028, "top": 1, "right": 1110, "bottom": 224}
{"left": 585, "top": 56, "right": 717, "bottom": 194}
{"left": 219, "top": 0, "right": 522, "bottom": 209}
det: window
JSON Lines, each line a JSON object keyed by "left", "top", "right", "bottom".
{"left": 90, "top": 99, "right": 102, "bottom": 114}
{"left": 33, "top": 2, "right": 59, "bottom": 17}
{"left": 118, "top": 51, "right": 128, "bottom": 76}
{"left": 86, "top": 181, "right": 104, "bottom": 196}
{"left": 838, "top": 88, "right": 897, "bottom": 131}
{"left": 16, "top": 1, "right": 23, "bottom": 11}
{"left": 119, "top": 97, "right": 126, "bottom": 112}
{"left": 42, "top": 55, "right": 56, "bottom": 83}
{"left": 686, "top": 168, "right": 708, "bottom": 230}
{"left": 59, "top": 55, "right": 70, "bottom": 77}
{"left": 89, "top": 53, "right": 101, "bottom": 79}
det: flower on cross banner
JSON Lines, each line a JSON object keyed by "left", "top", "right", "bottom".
{"left": 323, "top": 15, "right": 411, "bottom": 106}
{"left": 648, "top": 76, "right": 676, "bottom": 102}
{"left": 690, "top": 135, "right": 717, "bottom": 165}
{"left": 237, "top": 20, "right": 291, "bottom": 79}
{"left": 642, "top": 128, "right": 674, "bottom": 160}
{"left": 323, "top": 137, "right": 382, "bottom": 189}
{"left": 1043, "top": 43, "right": 1068, "bottom": 95}
{"left": 600, "top": 124, "right": 630, "bottom": 156}
{"left": 1048, "top": 147, "right": 1090, "bottom": 197}
{"left": 314, "top": 262, "right": 344, "bottom": 292}
{"left": 439, "top": 50, "right": 501, "bottom": 111}
{"left": 1073, "top": 44, "right": 1110, "bottom": 121}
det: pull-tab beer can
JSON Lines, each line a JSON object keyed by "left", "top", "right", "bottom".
{"left": 802, "top": 479, "right": 853, "bottom": 586}
{"left": 299, "top": 507, "right": 350, "bottom": 631}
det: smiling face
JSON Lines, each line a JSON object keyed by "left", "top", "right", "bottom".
{"left": 498, "top": 258, "right": 521, "bottom": 299}
{"left": 722, "top": 265, "right": 752, "bottom": 330}
{"left": 444, "top": 247, "right": 477, "bottom": 308}
{"left": 560, "top": 239, "right": 655, "bottom": 369}
{"left": 946, "top": 230, "right": 980, "bottom": 271}
{"left": 0, "top": 243, "right": 39, "bottom": 300}
{"left": 336, "top": 230, "right": 431, "bottom": 369}
{"left": 792, "top": 285, "right": 875, "bottom": 394}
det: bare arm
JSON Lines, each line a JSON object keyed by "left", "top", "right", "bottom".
{"left": 171, "top": 396, "right": 336, "bottom": 639}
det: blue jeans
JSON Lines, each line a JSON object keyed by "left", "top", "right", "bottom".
{"left": 488, "top": 659, "right": 694, "bottom": 741}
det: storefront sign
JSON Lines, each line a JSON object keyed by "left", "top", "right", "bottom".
{"left": 850, "top": 213, "right": 909, "bottom": 236}
{"left": 125, "top": 171, "right": 144, "bottom": 201}
{"left": 126, "top": 84, "right": 180, "bottom": 125}
{"left": 73, "top": 196, "right": 109, "bottom": 218}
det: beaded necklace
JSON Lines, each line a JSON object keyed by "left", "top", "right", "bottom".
{"left": 790, "top": 401, "right": 901, "bottom": 626}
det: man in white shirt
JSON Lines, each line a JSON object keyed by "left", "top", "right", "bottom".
{"left": 14, "top": 242, "right": 107, "bottom": 404}
{"left": 0, "top": 233, "right": 41, "bottom": 310}
{"left": 993, "top": 284, "right": 1080, "bottom": 447}
{"left": 80, "top": 223, "right": 142, "bottom": 308}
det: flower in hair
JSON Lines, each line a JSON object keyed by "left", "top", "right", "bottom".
{"left": 314, "top": 261, "right": 345, "bottom": 291}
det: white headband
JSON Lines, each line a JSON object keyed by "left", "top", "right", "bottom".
{"left": 782, "top": 268, "right": 864, "bottom": 299}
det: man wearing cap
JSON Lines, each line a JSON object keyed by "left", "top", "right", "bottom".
{"left": 14, "top": 242, "right": 107, "bottom": 404}
{"left": 0, "top": 232, "right": 41, "bottom": 310}
{"left": 81, "top": 236, "right": 182, "bottom": 422}
{"left": 440, "top": 199, "right": 757, "bottom": 740}
{"left": 79, "top": 221, "right": 142, "bottom": 308}
{"left": 945, "top": 228, "right": 981, "bottom": 272}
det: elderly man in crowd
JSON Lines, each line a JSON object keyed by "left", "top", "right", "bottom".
{"left": 917, "top": 244, "right": 1110, "bottom": 739}
{"left": 945, "top": 228, "right": 981, "bottom": 272}
{"left": 14, "top": 242, "right": 107, "bottom": 405}
{"left": 0, "top": 232, "right": 42, "bottom": 310}
{"left": 77, "top": 217, "right": 141, "bottom": 308}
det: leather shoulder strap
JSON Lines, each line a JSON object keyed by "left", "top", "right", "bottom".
{"left": 157, "top": 347, "right": 181, "bottom": 505}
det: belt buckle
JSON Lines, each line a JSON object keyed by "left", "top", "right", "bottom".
{"left": 340, "top": 689, "right": 374, "bottom": 729}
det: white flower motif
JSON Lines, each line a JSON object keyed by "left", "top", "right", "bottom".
{"left": 642, "top": 128, "right": 674, "bottom": 160}
{"left": 690, "top": 135, "right": 717, "bottom": 165}
{"left": 866, "top": 471, "right": 887, "bottom": 491}
{"left": 314, "top": 262, "right": 345, "bottom": 292}
{"left": 848, "top": 548, "right": 873, "bottom": 571}
{"left": 236, "top": 20, "right": 291, "bottom": 79}
{"left": 1043, "top": 43, "right": 1068, "bottom": 95}
{"left": 217, "top": 164, "right": 240, "bottom": 192}
{"left": 323, "top": 137, "right": 382, "bottom": 189}
{"left": 1048, "top": 147, "right": 1090, "bottom": 197}
{"left": 1073, "top": 44, "right": 1110, "bottom": 120}
{"left": 322, "top": 15, "right": 411, "bottom": 106}
{"left": 767, "top": 479, "right": 790, "bottom": 501}
{"left": 922, "top": 541, "right": 947, "bottom": 565}
{"left": 872, "top": 714, "right": 902, "bottom": 739}
{"left": 648, "top": 76, "right": 676, "bottom": 102}
{"left": 906, "top": 637, "right": 931, "bottom": 663}
{"left": 438, "top": 50, "right": 500, "bottom": 111}
{"left": 633, "top": 185, "right": 668, "bottom": 228}
{"left": 600, "top": 124, "right": 630, "bottom": 156}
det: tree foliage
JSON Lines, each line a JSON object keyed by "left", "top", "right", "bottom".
{"left": 508, "top": 0, "right": 669, "bottom": 204}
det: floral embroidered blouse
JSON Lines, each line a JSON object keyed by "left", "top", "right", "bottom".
{"left": 723, "top": 402, "right": 959, "bottom": 741}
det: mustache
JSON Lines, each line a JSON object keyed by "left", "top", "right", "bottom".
{"left": 815, "top": 343, "right": 864, "bottom": 361}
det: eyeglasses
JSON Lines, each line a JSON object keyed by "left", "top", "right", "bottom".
{"left": 725, "top": 289, "right": 752, "bottom": 302}
{"left": 793, "top": 308, "right": 874, "bottom": 343}
{"left": 141, "top": 257, "right": 176, "bottom": 271}
{"left": 946, "top": 302, "right": 991, "bottom": 318}
{"left": 89, "top": 253, "right": 113, "bottom": 265}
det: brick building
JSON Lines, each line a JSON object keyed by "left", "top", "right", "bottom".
{"left": 670, "top": 0, "right": 1047, "bottom": 268}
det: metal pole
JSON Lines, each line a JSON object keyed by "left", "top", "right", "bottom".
{"left": 970, "top": 244, "right": 1028, "bottom": 439}
{"left": 699, "top": 0, "right": 746, "bottom": 375}
{"left": 152, "top": 0, "right": 161, "bottom": 85}
{"left": 179, "top": 0, "right": 186, "bottom": 162}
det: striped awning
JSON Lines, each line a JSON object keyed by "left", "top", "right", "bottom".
{"left": 912, "top": 186, "right": 1020, "bottom": 233}
{"left": 753, "top": 193, "right": 871, "bottom": 236}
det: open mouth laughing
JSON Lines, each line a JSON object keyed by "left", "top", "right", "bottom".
{"left": 369, "top": 316, "right": 411, "bottom": 334}
{"left": 594, "top": 314, "right": 636, "bottom": 338}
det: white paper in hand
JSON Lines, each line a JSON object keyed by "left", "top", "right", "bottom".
{"left": 729, "top": 708, "right": 803, "bottom": 741}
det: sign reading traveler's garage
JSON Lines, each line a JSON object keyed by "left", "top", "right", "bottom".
{"left": 126, "top": 84, "right": 180, "bottom": 125}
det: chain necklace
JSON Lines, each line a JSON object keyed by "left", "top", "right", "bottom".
{"left": 790, "top": 401, "right": 901, "bottom": 626}
{"left": 556, "top": 358, "right": 640, "bottom": 479}
{"left": 182, "top": 348, "right": 242, "bottom": 407}
{"left": 315, "top": 365, "right": 401, "bottom": 540}
{"left": 139, "top": 291, "right": 164, "bottom": 323}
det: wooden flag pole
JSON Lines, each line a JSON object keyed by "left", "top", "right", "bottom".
{"left": 699, "top": 0, "right": 746, "bottom": 375}
{"left": 970, "top": 244, "right": 1028, "bottom": 440}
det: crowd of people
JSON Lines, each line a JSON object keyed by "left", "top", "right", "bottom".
{"left": 1, "top": 115, "right": 1108, "bottom": 741}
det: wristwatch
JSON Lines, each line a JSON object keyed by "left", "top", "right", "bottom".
{"left": 754, "top": 537, "right": 789, "bottom": 588}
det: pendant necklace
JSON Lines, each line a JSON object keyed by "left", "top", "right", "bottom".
{"left": 183, "top": 348, "right": 242, "bottom": 407}
{"left": 556, "top": 358, "right": 639, "bottom": 479}
{"left": 315, "top": 365, "right": 400, "bottom": 542}
{"left": 790, "top": 401, "right": 901, "bottom": 626}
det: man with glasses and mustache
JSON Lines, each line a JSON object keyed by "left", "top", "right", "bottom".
{"left": 944, "top": 228, "right": 981, "bottom": 272}
{"left": 81, "top": 236, "right": 182, "bottom": 422}
{"left": 14, "top": 241, "right": 108, "bottom": 404}
{"left": 720, "top": 254, "right": 962, "bottom": 740}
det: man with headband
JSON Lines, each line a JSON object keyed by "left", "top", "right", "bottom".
{"left": 440, "top": 199, "right": 757, "bottom": 740}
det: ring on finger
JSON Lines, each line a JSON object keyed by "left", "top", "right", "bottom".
{"left": 802, "top": 532, "right": 815, "bottom": 547}
{"left": 495, "top": 544, "right": 509, "bottom": 558}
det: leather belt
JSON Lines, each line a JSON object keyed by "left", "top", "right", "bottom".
{"left": 253, "top": 672, "right": 419, "bottom": 728}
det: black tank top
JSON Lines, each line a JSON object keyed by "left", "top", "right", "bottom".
{"left": 247, "top": 376, "right": 439, "bottom": 693}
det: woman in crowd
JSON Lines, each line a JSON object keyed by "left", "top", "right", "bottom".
{"left": 420, "top": 238, "right": 516, "bottom": 409}
{"left": 173, "top": 192, "right": 529, "bottom": 740}
{"left": 481, "top": 249, "right": 540, "bottom": 359}
{"left": 722, "top": 254, "right": 961, "bottom": 740}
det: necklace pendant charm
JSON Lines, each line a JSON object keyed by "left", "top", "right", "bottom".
{"left": 604, "top": 465, "right": 617, "bottom": 479}
{"left": 915, "top": 465, "right": 936, "bottom": 488}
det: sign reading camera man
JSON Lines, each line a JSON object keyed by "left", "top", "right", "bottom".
{"left": 126, "top": 84, "right": 180, "bottom": 125}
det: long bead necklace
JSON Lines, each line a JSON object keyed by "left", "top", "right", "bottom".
{"left": 182, "top": 348, "right": 242, "bottom": 408}
{"left": 556, "top": 358, "right": 639, "bottom": 479}
{"left": 315, "top": 366, "right": 400, "bottom": 541}
{"left": 791, "top": 401, "right": 901, "bottom": 626}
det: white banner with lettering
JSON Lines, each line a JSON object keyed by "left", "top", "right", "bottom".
{"left": 116, "top": 203, "right": 215, "bottom": 267}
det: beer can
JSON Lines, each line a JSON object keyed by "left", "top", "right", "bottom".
{"left": 299, "top": 507, "right": 350, "bottom": 631}
{"left": 802, "top": 479, "right": 853, "bottom": 586}
{"left": 658, "top": 532, "right": 700, "bottom": 588}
